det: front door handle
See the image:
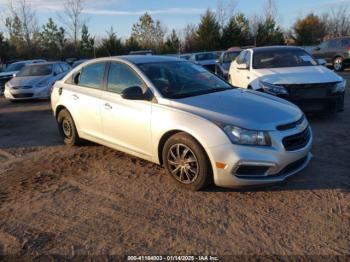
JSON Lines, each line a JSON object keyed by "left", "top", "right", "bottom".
{"left": 104, "top": 103, "right": 112, "bottom": 110}
{"left": 72, "top": 94, "right": 79, "bottom": 100}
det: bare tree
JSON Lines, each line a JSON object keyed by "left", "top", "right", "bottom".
{"left": 6, "top": 0, "right": 39, "bottom": 49}
{"left": 216, "top": 0, "right": 237, "bottom": 30}
{"left": 322, "top": 4, "right": 350, "bottom": 38}
{"left": 264, "top": 0, "right": 278, "bottom": 21}
{"left": 249, "top": 14, "right": 262, "bottom": 46}
{"left": 58, "top": 0, "right": 85, "bottom": 48}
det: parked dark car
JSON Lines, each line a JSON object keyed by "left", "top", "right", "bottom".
{"left": 189, "top": 52, "right": 218, "bottom": 73}
{"left": 215, "top": 48, "right": 242, "bottom": 79}
{"left": 312, "top": 37, "right": 350, "bottom": 72}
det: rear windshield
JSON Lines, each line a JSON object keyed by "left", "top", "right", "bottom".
{"left": 253, "top": 49, "right": 318, "bottom": 69}
{"left": 17, "top": 64, "right": 53, "bottom": 77}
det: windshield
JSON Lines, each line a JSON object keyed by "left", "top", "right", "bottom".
{"left": 139, "top": 61, "right": 232, "bottom": 99}
{"left": 17, "top": 64, "right": 53, "bottom": 77}
{"left": 223, "top": 51, "right": 241, "bottom": 63}
{"left": 195, "top": 53, "right": 217, "bottom": 61}
{"left": 5, "top": 62, "right": 26, "bottom": 72}
{"left": 253, "top": 49, "right": 318, "bottom": 69}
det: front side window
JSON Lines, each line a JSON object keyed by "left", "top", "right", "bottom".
{"left": 5, "top": 62, "right": 26, "bottom": 72}
{"left": 223, "top": 51, "right": 241, "bottom": 63}
{"left": 17, "top": 64, "right": 53, "bottom": 77}
{"left": 139, "top": 61, "right": 232, "bottom": 99}
{"left": 236, "top": 51, "right": 246, "bottom": 64}
{"left": 243, "top": 51, "right": 251, "bottom": 67}
{"left": 78, "top": 62, "right": 106, "bottom": 89}
{"left": 253, "top": 49, "right": 318, "bottom": 69}
{"left": 107, "top": 62, "right": 145, "bottom": 94}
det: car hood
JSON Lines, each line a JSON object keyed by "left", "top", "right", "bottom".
{"left": 0, "top": 71, "right": 18, "bottom": 77}
{"left": 9, "top": 75, "right": 51, "bottom": 87}
{"left": 255, "top": 66, "right": 343, "bottom": 85}
{"left": 167, "top": 89, "right": 302, "bottom": 131}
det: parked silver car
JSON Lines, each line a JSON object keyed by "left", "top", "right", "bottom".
{"left": 4, "top": 62, "right": 70, "bottom": 101}
{"left": 0, "top": 59, "right": 46, "bottom": 95}
{"left": 51, "top": 56, "right": 312, "bottom": 190}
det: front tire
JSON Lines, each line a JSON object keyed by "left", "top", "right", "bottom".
{"left": 162, "top": 132, "right": 212, "bottom": 191}
{"left": 333, "top": 57, "right": 344, "bottom": 72}
{"left": 57, "top": 109, "right": 81, "bottom": 146}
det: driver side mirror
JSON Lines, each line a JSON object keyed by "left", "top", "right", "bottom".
{"left": 237, "top": 63, "right": 249, "bottom": 70}
{"left": 121, "top": 86, "right": 147, "bottom": 100}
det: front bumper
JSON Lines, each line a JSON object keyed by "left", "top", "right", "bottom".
{"left": 4, "top": 86, "right": 51, "bottom": 100}
{"left": 208, "top": 126, "right": 313, "bottom": 188}
{"left": 288, "top": 93, "right": 345, "bottom": 113}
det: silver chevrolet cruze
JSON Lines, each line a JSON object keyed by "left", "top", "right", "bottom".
{"left": 51, "top": 56, "right": 312, "bottom": 191}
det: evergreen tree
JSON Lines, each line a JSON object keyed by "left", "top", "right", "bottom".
{"left": 131, "top": 13, "right": 165, "bottom": 50}
{"left": 97, "top": 27, "right": 124, "bottom": 56}
{"left": 256, "top": 17, "right": 285, "bottom": 46}
{"left": 196, "top": 9, "right": 221, "bottom": 51}
{"left": 40, "top": 18, "right": 66, "bottom": 59}
{"left": 222, "top": 13, "right": 251, "bottom": 49}
{"left": 163, "top": 29, "right": 180, "bottom": 54}
{"left": 80, "top": 24, "right": 95, "bottom": 58}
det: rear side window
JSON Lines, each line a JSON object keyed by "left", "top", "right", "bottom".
{"left": 107, "top": 62, "right": 144, "bottom": 94}
{"left": 236, "top": 51, "right": 246, "bottom": 64}
{"left": 60, "top": 63, "right": 70, "bottom": 72}
{"left": 78, "top": 63, "right": 106, "bottom": 89}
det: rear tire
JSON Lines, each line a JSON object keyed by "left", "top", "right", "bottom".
{"left": 333, "top": 57, "right": 344, "bottom": 72}
{"left": 162, "top": 132, "right": 212, "bottom": 191}
{"left": 57, "top": 109, "right": 81, "bottom": 146}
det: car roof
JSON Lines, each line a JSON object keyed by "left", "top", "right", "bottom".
{"left": 250, "top": 46, "right": 305, "bottom": 52}
{"left": 120, "top": 55, "right": 183, "bottom": 64}
{"left": 26, "top": 61, "right": 64, "bottom": 66}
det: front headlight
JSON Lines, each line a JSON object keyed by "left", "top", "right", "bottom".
{"left": 36, "top": 79, "right": 50, "bottom": 87}
{"left": 223, "top": 125, "right": 271, "bottom": 146}
{"left": 259, "top": 81, "right": 288, "bottom": 96}
{"left": 333, "top": 80, "right": 346, "bottom": 93}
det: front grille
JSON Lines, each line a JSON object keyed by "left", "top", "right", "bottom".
{"left": 277, "top": 115, "right": 305, "bottom": 131}
{"left": 280, "top": 156, "right": 308, "bottom": 176}
{"left": 283, "top": 82, "right": 337, "bottom": 99}
{"left": 282, "top": 127, "right": 311, "bottom": 151}
{"left": 12, "top": 93, "right": 33, "bottom": 98}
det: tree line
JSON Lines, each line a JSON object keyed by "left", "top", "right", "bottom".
{"left": 0, "top": 0, "right": 349, "bottom": 63}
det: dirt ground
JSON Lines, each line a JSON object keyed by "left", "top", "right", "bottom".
{"left": 0, "top": 72, "right": 349, "bottom": 258}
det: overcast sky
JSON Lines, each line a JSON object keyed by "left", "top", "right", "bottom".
{"left": 0, "top": 0, "right": 349, "bottom": 39}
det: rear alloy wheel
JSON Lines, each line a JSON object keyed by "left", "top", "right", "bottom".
{"left": 163, "top": 132, "right": 212, "bottom": 191}
{"left": 57, "top": 109, "right": 80, "bottom": 146}
{"left": 333, "top": 57, "right": 344, "bottom": 72}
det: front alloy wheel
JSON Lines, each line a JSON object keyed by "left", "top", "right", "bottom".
{"left": 333, "top": 57, "right": 344, "bottom": 72}
{"left": 167, "top": 144, "right": 199, "bottom": 184}
{"left": 163, "top": 132, "right": 212, "bottom": 191}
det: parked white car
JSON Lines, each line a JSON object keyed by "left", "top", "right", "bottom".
{"left": 228, "top": 46, "right": 346, "bottom": 113}
{"left": 51, "top": 56, "right": 312, "bottom": 190}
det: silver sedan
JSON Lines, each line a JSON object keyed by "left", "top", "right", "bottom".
{"left": 51, "top": 56, "right": 312, "bottom": 190}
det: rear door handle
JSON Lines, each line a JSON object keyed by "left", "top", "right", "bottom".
{"left": 104, "top": 103, "right": 112, "bottom": 110}
{"left": 72, "top": 94, "right": 79, "bottom": 100}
